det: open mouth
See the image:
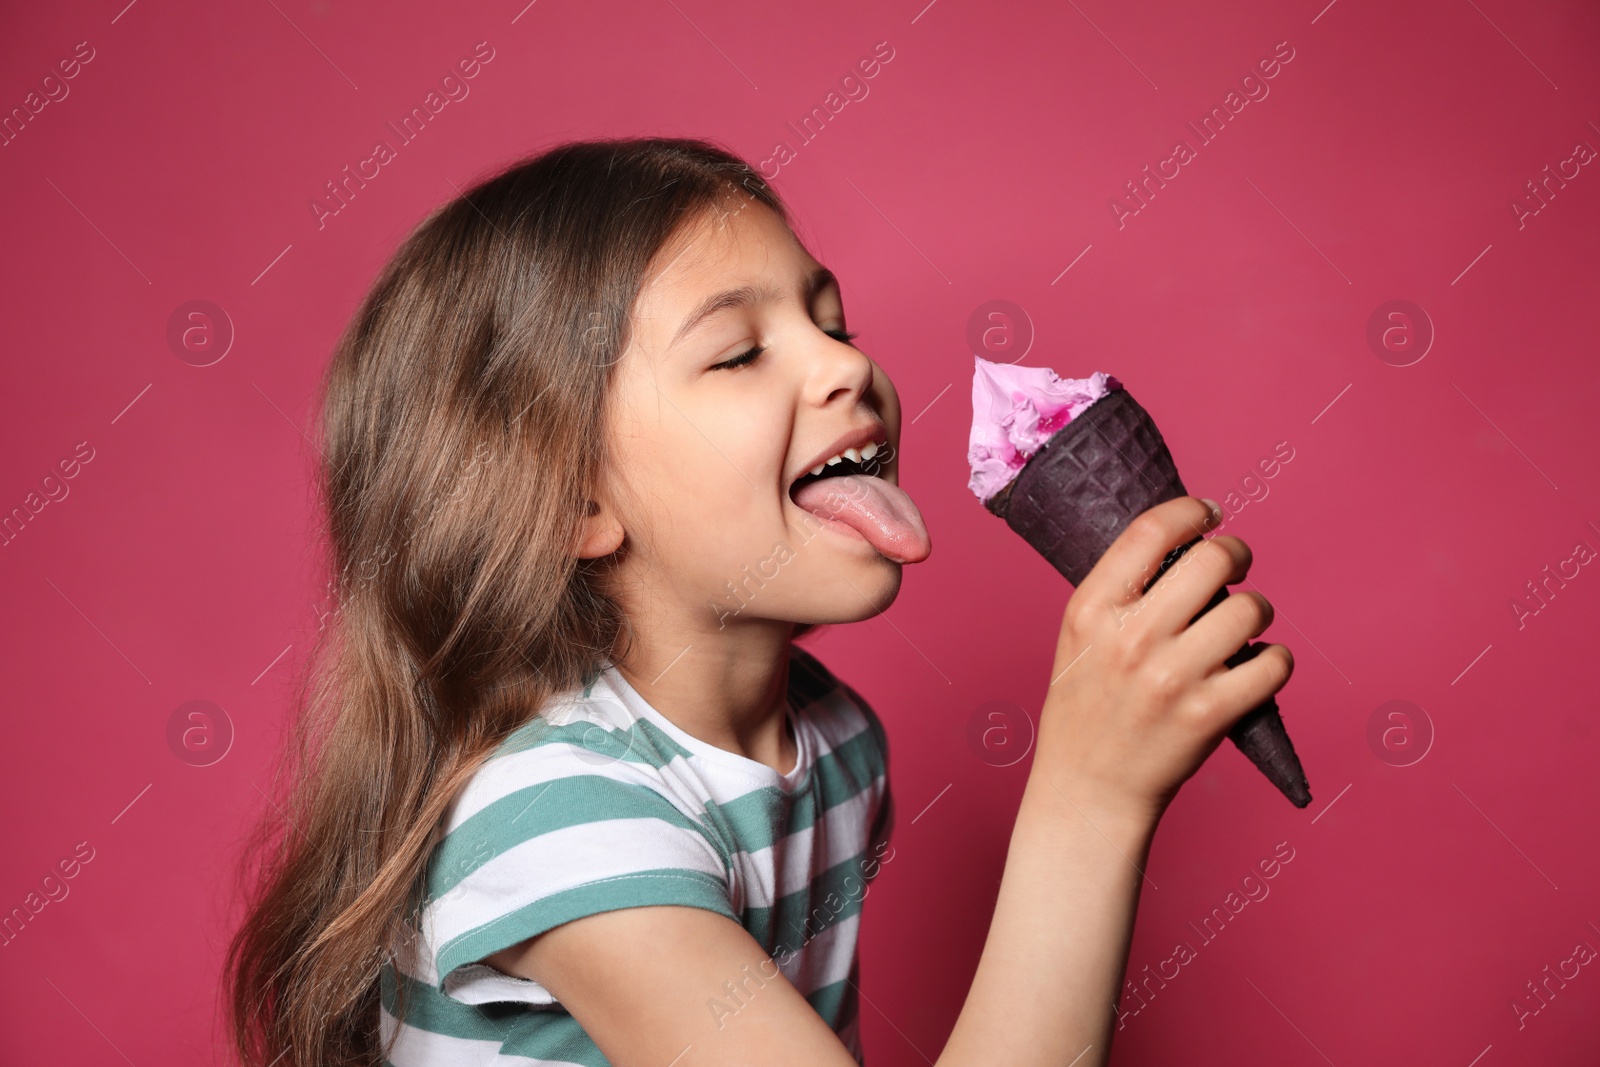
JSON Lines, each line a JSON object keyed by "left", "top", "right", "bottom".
{"left": 781, "top": 437, "right": 931, "bottom": 564}
{"left": 788, "top": 449, "right": 885, "bottom": 504}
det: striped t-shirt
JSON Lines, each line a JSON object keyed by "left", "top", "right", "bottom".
{"left": 379, "top": 643, "right": 895, "bottom": 1066}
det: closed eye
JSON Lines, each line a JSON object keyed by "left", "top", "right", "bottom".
{"left": 708, "top": 329, "right": 859, "bottom": 371}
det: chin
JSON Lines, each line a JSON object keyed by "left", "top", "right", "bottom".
{"left": 810, "top": 560, "right": 904, "bottom": 623}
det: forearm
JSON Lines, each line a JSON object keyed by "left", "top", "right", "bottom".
{"left": 937, "top": 770, "right": 1156, "bottom": 1067}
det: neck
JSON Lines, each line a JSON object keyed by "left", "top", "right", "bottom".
{"left": 612, "top": 604, "right": 798, "bottom": 776}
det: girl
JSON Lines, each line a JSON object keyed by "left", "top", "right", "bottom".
{"left": 225, "top": 137, "right": 1291, "bottom": 1067}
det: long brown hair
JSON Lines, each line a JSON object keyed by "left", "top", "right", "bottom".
{"left": 224, "top": 138, "right": 795, "bottom": 1067}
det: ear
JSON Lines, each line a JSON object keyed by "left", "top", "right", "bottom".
{"left": 574, "top": 498, "right": 625, "bottom": 559}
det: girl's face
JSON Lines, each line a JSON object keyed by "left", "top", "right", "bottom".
{"left": 587, "top": 193, "right": 931, "bottom": 635}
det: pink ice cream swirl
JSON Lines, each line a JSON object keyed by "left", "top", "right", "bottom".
{"left": 966, "top": 355, "right": 1121, "bottom": 503}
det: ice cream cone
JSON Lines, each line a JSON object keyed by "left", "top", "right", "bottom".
{"left": 984, "top": 386, "right": 1312, "bottom": 809}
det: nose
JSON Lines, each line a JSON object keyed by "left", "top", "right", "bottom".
{"left": 804, "top": 332, "right": 875, "bottom": 410}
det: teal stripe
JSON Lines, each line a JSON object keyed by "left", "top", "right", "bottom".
{"left": 788, "top": 727, "right": 883, "bottom": 834}
{"left": 427, "top": 774, "right": 729, "bottom": 900}
{"left": 709, "top": 725, "right": 882, "bottom": 852}
{"left": 806, "top": 974, "right": 852, "bottom": 1027}
{"left": 755, "top": 849, "right": 878, "bottom": 955}
{"left": 434, "top": 867, "right": 737, "bottom": 986}
{"left": 380, "top": 961, "right": 518, "bottom": 1044}
{"left": 838, "top": 951, "right": 862, "bottom": 1030}
{"left": 869, "top": 780, "right": 894, "bottom": 854}
{"left": 497, "top": 1011, "right": 613, "bottom": 1067}
{"left": 855, "top": 684, "right": 889, "bottom": 760}
{"left": 788, "top": 647, "right": 837, "bottom": 709}
{"left": 703, "top": 786, "right": 786, "bottom": 853}
{"left": 783, "top": 791, "right": 820, "bottom": 853}
{"left": 494, "top": 711, "right": 695, "bottom": 769}
{"left": 382, "top": 963, "right": 612, "bottom": 1066}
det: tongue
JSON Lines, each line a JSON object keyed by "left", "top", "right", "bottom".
{"left": 792, "top": 474, "right": 931, "bottom": 564}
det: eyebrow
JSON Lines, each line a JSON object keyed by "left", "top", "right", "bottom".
{"left": 669, "top": 266, "right": 838, "bottom": 349}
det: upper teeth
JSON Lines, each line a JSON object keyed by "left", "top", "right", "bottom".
{"left": 808, "top": 441, "right": 879, "bottom": 477}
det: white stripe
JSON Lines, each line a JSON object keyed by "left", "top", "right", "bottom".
{"left": 803, "top": 690, "right": 873, "bottom": 750}
{"left": 447, "top": 699, "right": 649, "bottom": 829}
{"left": 386, "top": 910, "right": 445, "bottom": 989}
{"left": 426, "top": 817, "right": 729, "bottom": 949}
{"left": 444, "top": 961, "right": 558, "bottom": 1008}
{"left": 781, "top": 910, "right": 860, "bottom": 993}
{"left": 733, "top": 782, "right": 879, "bottom": 908}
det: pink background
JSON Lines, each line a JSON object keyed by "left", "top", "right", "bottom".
{"left": 3, "top": 0, "right": 1598, "bottom": 1063}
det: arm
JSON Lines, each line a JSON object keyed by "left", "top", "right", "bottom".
{"left": 938, "top": 775, "right": 1154, "bottom": 1066}
{"left": 940, "top": 496, "right": 1291, "bottom": 1066}
{"left": 487, "top": 906, "right": 860, "bottom": 1066}
{"left": 490, "top": 497, "right": 1291, "bottom": 1067}
{"left": 486, "top": 798, "right": 1146, "bottom": 1067}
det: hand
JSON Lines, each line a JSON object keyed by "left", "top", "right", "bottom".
{"left": 1032, "top": 496, "right": 1294, "bottom": 828}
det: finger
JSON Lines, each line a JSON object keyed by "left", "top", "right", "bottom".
{"left": 1139, "top": 536, "right": 1254, "bottom": 636}
{"left": 1172, "top": 589, "right": 1274, "bottom": 675}
{"left": 1199, "top": 642, "right": 1294, "bottom": 727}
{"left": 1074, "top": 496, "right": 1221, "bottom": 611}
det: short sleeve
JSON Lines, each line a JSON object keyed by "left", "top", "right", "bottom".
{"left": 427, "top": 764, "right": 737, "bottom": 1008}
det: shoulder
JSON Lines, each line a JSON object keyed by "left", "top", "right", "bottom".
{"left": 417, "top": 687, "right": 738, "bottom": 1007}
{"left": 431, "top": 677, "right": 737, "bottom": 909}
{"left": 455, "top": 680, "right": 702, "bottom": 807}
{"left": 438, "top": 687, "right": 714, "bottom": 864}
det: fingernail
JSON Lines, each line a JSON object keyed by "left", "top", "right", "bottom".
{"left": 1200, "top": 498, "right": 1222, "bottom": 525}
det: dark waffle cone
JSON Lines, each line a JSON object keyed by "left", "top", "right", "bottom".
{"left": 985, "top": 387, "right": 1312, "bottom": 808}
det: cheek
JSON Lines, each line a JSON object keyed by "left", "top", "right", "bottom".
{"left": 612, "top": 399, "right": 781, "bottom": 554}
{"left": 671, "top": 382, "right": 789, "bottom": 493}
{"left": 869, "top": 361, "right": 901, "bottom": 426}
{"left": 608, "top": 357, "right": 796, "bottom": 571}
{"left": 605, "top": 400, "right": 681, "bottom": 535}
